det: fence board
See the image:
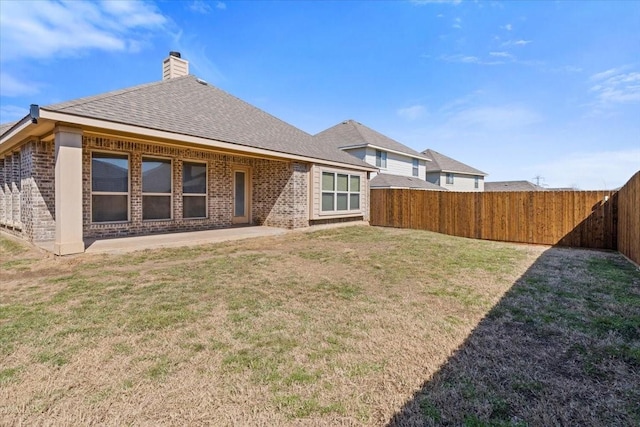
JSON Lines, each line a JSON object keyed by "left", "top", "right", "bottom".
{"left": 617, "top": 171, "right": 640, "bottom": 265}
{"left": 370, "top": 188, "right": 618, "bottom": 249}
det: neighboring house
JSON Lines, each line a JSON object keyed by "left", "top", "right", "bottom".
{"left": 422, "top": 149, "right": 487, "bottom": 192}
{"left": 484, "top": 181, "right": 547, "bottom": 192}
{"left": 315, "top": 120, "right": 442, "bottom": 190}
{"left": 0, "top": 53, "right": 375, "bottom": 255}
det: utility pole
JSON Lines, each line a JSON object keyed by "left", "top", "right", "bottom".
{"left": 532, "top": 175, "right": 545, "bottom": 186}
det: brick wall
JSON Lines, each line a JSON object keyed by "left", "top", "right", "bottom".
{"left": 82, "top": 136, "right": 311, "bottom": 239}
{"left": 0, "top": 141, "right": 56, "bottom": 242}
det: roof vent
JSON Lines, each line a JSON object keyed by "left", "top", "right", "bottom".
{"left": 163, "top": 52, "right": 189, "bottom": 80}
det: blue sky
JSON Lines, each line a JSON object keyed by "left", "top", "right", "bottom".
{"left": 1, "top": 0, "right": 638, "bottom": 189}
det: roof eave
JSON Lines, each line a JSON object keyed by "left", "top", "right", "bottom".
{"left": 340, "top": 143, "right": 431, "bottom": 161}
{"left": 0, "top": 114, "right": 35, "bottom": 153}
{"left": 38, "top": 109, "right": 377, "bottom": 171}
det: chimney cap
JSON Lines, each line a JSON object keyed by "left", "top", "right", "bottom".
{"left": 169, "top": 51, "right": 181, "bottom": 58}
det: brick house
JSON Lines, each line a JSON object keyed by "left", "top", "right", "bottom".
{"left": 0, "top": 53, "right": 375, "bottom": 255}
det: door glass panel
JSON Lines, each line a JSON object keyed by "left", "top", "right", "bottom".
{"left": 235, "top": 171, "right": 245, "bottom": 217}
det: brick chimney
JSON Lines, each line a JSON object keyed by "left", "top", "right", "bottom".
{"left": 162, "top": 51, "right": 189, "bottom": 80}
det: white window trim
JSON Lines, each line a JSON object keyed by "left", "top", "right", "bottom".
{"left": 446, "top": 173, "right": 454, "bottom": 185}
{"left": 182, "top": 160, "right": 208, "bottom": 219}
{"left": 90, "top": 150, "right": 130, "bottom": 224}
{"left": 320, "top": 170, "right": 362, "bottom": 215}
{"left": 142, "top": 156, "right": 173, "bottom": 221}
{"left": 375, "top": 150, "right": 387, "bottom": 169}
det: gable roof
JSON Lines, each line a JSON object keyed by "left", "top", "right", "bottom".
{"left": 27, "top": 76, "right": 372, "bottom": 169}
{"left": 315, "top": 120, "right": 428, "bottom": 160}
{"left": 370, "top": 173, "right": 447, "bottom": 190}
{"left": 422, "top": 149, "right": 487, "bottom": 176}
{"left": 484, "top": 180, "right": 546, "bottom": 192}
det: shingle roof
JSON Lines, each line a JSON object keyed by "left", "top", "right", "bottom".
{"left": 370, "top": 173, "right": 447, "bottom": 190}
{"left": 0, "top": 121, "right": 18, "bottom": 137}
{"left": 41, "top": 76, "right": 371, "bottom": 169}
{"left": 484, "top": 181, "right": 546, "bottom": 191}
{"left": 315, "top": 120, "right": 426, "bottom": 158}
{"left": 422, "top": 149, "right": 487, "bottom": 176}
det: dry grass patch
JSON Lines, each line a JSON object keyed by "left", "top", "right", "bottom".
{"left": 1, "top": 226, "right": 636, "bottom": 426}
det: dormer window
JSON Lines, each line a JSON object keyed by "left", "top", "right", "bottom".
{"left": 375, "top": 150, "right": 387, "bottom": 168}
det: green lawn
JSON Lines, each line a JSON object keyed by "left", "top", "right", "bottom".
{"left": 1, "top": 226, "right": 638, "bottom": 426}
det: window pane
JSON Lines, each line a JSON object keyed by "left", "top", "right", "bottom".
{"left": 234, "top": 171, "right": 245, "bottom": 217}
{"left": 183, "top": 163, "right": 206, "bottom": 194}
{"left": 183, "top": 196, "right": 206, "bottom": 218}
{"left": 321, "top": 193, "right": 334, "bottom": 211}
{"left": 322, "top": 172, "right": 334, "bottom": 191}
{"left": 350, "top": 194, "right": 360, "bottom": 210}
{"left": 337, "top": 193, "right": 348, "bottom": 210}
{"left": 92, "top": 195, "right": 127, "bottom": 222}
{"left": 143, "top": 195, "right": 171, "bottom": 220}
{"left": 375, "top": 151, "right": 382, "bottom": 167}
{"left": 92, "top": 153, "right": 128, "bottom": 192}
{"left": 337, "top": 174, "right": 348, "bottom": 191}
{"left": 350, "top": 176, "right": 360, "bottom": 192}
{"left": 142, "top": 159, "right": 171, "bottom": 193}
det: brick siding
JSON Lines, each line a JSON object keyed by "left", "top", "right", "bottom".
{"left": 82, "top": 136, "right": 311, "bottom": 239}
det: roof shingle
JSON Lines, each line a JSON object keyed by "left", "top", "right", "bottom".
{"left": 370, "top": 173, "right": 447, "bottom": 190}
{"left": 41, "top": 76, "right": 371, "bottom": 168}
{"left": 422, "top": 149, "right": 487, "bottom": 176}
{"left": 315, "top": 120, "right": 426, "bottom": 158}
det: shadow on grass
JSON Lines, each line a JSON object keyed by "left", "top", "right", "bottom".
{"left": 388, "top": 246, "right": 640, "bottom": 427}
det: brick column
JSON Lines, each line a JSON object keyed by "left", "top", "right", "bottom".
{"left": 54, "top": 126, "right": 84, "bottom": 255}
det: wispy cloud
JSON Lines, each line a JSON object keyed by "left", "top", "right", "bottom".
{"left": 501, "top": 24, "right": 513, "bottom": 31}
{"left": 0, "top": 104, "right": 28, "bottom": 123}
{"left": 189, "top": 1, "right": 212, "bottom": 14}
{"left": 0, "top": 0, "right": 168, "bottom": 62}
{"left": 489, "top": 51, "right": 514, "bottom": 59}
{"left": 439, "top": 54, "right": 505, "bottom": 66}
{"left": 397, "top": 105, "right": 427, "bottom": 121}
{"left": 501, "top": 39, "right": 532, "bottom": 47}
{"left": 0, "top": 72, "right": 41, "bottom": 97}
{"left": 590, "top": 68, "right": 640, "bottom": 106}
{"left": 216, "top": 2, "right": 227, "bottom": 10}
{"left": 452, "top": 17, "right": 462, "bottom": 29}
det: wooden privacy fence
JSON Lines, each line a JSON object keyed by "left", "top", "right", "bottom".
{"left": 616, "top": 171, "right": 640, "bottom": 265}
{"left": 371, "top": 188, "right": 617, "bottom": 249}
{"left": 370, "top": 171, "right": 640, "bottom": 264}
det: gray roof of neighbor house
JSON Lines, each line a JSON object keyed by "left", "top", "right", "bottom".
{"left": 315, "top": 119, "right": 428, "bottom": 159}
{"left": 422, "top": 149, "right": 487, "bottom": 176}
{"left": 29, "top": 76, "right": 372, "bottom": 169}
{"left": 370, "top": 173, "right": 447, "bottom": 190}
{"left": 484, "top": 181, "right": 546, "bottom": 191}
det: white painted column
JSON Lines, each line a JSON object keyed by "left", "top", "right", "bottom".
{"left": 54, "top": 126, "right": 84, "bottom": 255}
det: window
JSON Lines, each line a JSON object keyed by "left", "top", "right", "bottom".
{"left": 446, "top": 173, "right": 454, "bottom": 185}
{"left": 183, "top": 162, "right": 207, "bottom": 218}
{"left": 92, "top": 152, "right": 129, "bottom": 222}
{"left": 475, "top": 176, "right": 479, "bottom": 189}
{"left": 142, "top": 157, "right": 172, "bottom": 220}
{"left": 412, "top": 158, "right": 419, "bottom": 177}
{"left": 321, "top": 171, "right": 360, "bottom": 212}
{"left": 375, "top": 150, "right": 387, "bottom": 168}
